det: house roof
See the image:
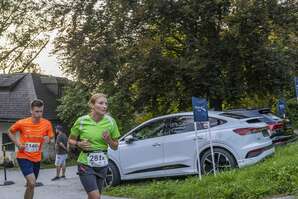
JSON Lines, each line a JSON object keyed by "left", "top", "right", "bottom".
{"left": 0, "top": 74, "right": 25, "bottom": 90}
{"left": 0, "top": 73, "right": 68, "bottom": 121}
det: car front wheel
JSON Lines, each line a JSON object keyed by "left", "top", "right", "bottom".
{"left": 105, "top": 161, "right": 121, "bottom": 187}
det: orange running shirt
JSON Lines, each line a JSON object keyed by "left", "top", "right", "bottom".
{"left": 9, "top": 117, "right": 54, "bottom": 162}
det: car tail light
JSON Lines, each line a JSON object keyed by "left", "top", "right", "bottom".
{"left": 233, "top": 128, "right": 259, "bottom": 136}
{"left": 273, "top": 123, "right": 283, "bottom": 130}
{"left": 267, "top": 123, "right": 283, "bottom": 133}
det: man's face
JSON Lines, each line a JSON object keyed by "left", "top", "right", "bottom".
{"left": 31, "top": 106, "right": 44, "bottom": 119}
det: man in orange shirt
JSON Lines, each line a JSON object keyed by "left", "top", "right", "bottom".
{"left": 8, "top": 99, "right": 54, "bottom": 199}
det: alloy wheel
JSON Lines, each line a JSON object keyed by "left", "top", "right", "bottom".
{"left": 104, "top": 167, "right": 114, "bottom": 188}
{"left": 202, "top": 151, "right": 232, "bottom": 174}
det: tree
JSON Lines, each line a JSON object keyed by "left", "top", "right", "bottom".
{"left": 0, "top": 0, "right": 53, "bottom": 73}
{"left": 56, "top": 82, "right": 90, "bottom": 129}
{"left": 51, "top": 0, "right": 298, "bottom": 131}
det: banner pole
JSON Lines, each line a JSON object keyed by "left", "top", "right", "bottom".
{"left": 207, "top": 122, "right": 216, "bottom": 175}
{"left": 194, "top": 122, "right": 202, "bottom": 180}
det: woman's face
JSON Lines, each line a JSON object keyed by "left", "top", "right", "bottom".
{"left": 92, "top": 96, "right": 108, "bottom": 115}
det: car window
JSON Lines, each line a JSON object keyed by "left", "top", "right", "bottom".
{"left": 258, "top": 116, "right": 272, "bottom": 123}
{"left": 196, "top": 117, "right": 226, "bottom": 129}
{"left": 246, "top": 118, "right": 264, "bottom": 123}
{"left": 220, "top": 113, "right": 248, "bottom": 119}
{"left": 169, "top": 116, "right": 194, "bottom": 134}
{"left": 209, "top": 117, "right": 226, "bottom": 127}
{"left": 169, "top": 116, "right": 226, "bottom": 133}
{"left": 131, "top": 119, "right": 167, "bottom": 140}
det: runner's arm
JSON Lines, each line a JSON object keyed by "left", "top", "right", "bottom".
{"left": 68, "top": 135, "right": 91, "bottom": 151}
{"left": 45, "top": 122, "right": 55, "bottom": 143}
{"left": 7, "top": 130, "right": 24, "bottom": 149}
{"left": 102, "top": 132, "right": 119, "bottom": 150}
{"left": 59, "top": 142, "right": 67, "bottom": 151}
{"left": 68, "top": 135, "right": 78, "bottom": 146}
{"left": 107, "top": 139, "right": 119, "bottom": 150}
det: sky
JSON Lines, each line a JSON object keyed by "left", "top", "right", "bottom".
{"left": 34, "top": 45, "right": 63, "bottom": 77}
{"left": 0, "top": 28, "right": 64, "bottom": 77}
{"left": 33, "top": 31, "right": 65, "bottom": 77}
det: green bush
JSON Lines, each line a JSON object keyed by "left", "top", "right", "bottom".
{"left": 287, "top": 98, "right": 298, "bottom": 129}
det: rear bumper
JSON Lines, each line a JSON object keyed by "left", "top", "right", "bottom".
{"left": 272, "top": 134, "right": 298, "bottom": 145}
{"left": 237, "top": 145, "right": 275, "bottom": 168}
{"left": 270, "top": 126, "right": 294, "bottom": 139}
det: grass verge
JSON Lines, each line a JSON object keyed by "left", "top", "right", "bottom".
{"left": 104, "top": 141, "right": 298, "bottom": 199}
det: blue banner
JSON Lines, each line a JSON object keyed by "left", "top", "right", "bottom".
{"left": 192, "top": 97, "right": 208, "bottom": 122}
{"left": 277, "top": 99, "right": 286, "bottom": 116}
{"left": 295, "top": 77, "right": 298, "bottom": 98}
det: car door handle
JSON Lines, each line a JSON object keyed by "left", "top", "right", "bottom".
{"left": 152, "top": 143, "right": 161, "bottom": 147}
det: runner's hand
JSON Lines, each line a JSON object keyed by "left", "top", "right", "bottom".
{"left": 17, "top": 143, "right": 25, "bottom": 150}
{"left": 77, "top": 140, "right": 92, "bottom": 151}
{"left": 102, "top": 131, "right": 112, "bottom": 144}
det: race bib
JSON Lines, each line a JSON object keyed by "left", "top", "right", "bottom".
{"left": 24, "top": 142, "right": 40, "bottom": 152}
{"left": 87, "top": 152, "right": 108, "bottom": 167}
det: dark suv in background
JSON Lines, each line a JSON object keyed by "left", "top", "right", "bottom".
{"left": 226, "top": 108, "right": 295, "bottom": 144}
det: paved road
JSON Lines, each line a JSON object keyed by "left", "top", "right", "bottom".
{"left": 0, "top": 166, "right": 128, "bottom": 199}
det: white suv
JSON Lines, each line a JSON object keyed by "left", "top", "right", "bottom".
{"left": 106, "top": 111, "right": 274, "bottom": 186}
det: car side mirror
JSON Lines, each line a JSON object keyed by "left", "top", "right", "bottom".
{"left": 124, "top": 135, "right": 134, "bottom": 144}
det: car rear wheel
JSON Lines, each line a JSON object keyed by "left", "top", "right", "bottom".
{"left": 104, "top": 161, "right": 121, "bottom": 187}
{"left": 200, "top": 148, "right": 237, "bottom": 175}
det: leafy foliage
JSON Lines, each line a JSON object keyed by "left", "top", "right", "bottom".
{"left": 56, "top": 83, "right": 90, "bottom": 129}
{"left": 287, "top": 98, "right": 298, "bottom": 128}
{"left": 0, "top": 0, "right": 53, "bottom": 73}
{"left": 50, "top": 0, "right": 298, "bottom": 131}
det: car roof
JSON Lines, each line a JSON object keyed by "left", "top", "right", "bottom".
{"left": 227, "top": 108, "right": 272, "bottom": 114}
{"left": 225, "top": 109, "right": 278, "bottom": 123}
{"left": 121, "top": 111, "right": 226, "bottom": 138}
{"left": 136, "top": 111, "right": 233, "bottom": 127}
{"left": 147, "top": 111, "right": 225, "bottom": 120}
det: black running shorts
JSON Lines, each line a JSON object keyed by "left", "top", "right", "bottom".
{"left": 77, "top": 164, "right": 108, "bottom": 193}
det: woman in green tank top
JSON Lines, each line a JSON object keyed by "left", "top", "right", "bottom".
{"left": 69, "top": 93, "right": 120, "bottom": 199}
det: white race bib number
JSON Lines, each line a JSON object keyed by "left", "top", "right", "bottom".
{"left": 25, "top": 142, "right": 40, "bottom": 152}
{"left": 87, "top": 152, "right": 108, "bottom": 167}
